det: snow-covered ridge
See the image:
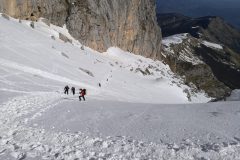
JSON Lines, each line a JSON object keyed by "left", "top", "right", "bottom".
{"left": 162, "top": 34, "right": 205, "bottom": 65}
{"left": 161, "top": 33, "right": 224, "bottom": 66}
{"left": 162, "top": 33, "right": 188, "bottom": 47}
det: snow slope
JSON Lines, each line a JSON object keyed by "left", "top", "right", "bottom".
{"left": 0, "top": 15, "right": 209, "bottom": 104}
{"left": 0, "top": 14, "right": 240, "bottom": 159}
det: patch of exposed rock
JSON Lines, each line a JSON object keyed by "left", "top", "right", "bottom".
{"left": 161, "top": 34, "right": 231, "bottom": 98}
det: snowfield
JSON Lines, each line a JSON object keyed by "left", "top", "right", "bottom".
{"left": 161, "top": 33, "right": 188, "bottom": 47}
{"left": 0, "top": 14, "right": 240, "bottom": 159}
{"left": 202, "top": 41, "right": 223, "bottom": 50}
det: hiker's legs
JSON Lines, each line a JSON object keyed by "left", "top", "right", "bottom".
{"left": 79, "top": 96, "right": 85, "bottom": 101}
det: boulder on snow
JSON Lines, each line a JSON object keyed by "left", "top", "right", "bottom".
{"left": 61, "top": 52, "right": 69, "bottom": 59}
{"left": 183, "top": 89, "right": 192, "bottom": 102}
{"left": 135, "top": 68, "right": 152, "bottom": 76}
{"left": 30, "top": 21, "right": 35, "bottom": 28}
{"left": 81, "top": 45, "right": 84, "bottom": 50}
{"left": 59, "top": 33, "right": 72, "bottom": 44}
{"left": 79, "top": 67, "right": 94, "bottom": 77}
{"left": 51, "top": 35, "right": 56, "bottom": 40}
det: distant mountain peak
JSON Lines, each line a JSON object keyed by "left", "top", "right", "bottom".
{"left": 158, "top": 13, "right": 240, "bottom": 96}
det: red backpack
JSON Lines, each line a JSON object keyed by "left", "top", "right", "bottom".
{"left": 83, "top": 89, "right": 86, "bottom": 95}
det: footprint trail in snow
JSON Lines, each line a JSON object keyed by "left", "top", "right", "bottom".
{"left": 0, "top": 93, "right": 240, "bottom": 160}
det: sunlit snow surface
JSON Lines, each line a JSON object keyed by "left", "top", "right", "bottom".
{"left": 0, "top": 14, "right": 240, "bottom": 159}
{"left": 202, "top": 41, "right": 223, "bottom": 50}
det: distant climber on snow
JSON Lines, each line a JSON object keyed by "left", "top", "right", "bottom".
{"left": 64, "top": 85, "right": 69, "bottom": 95}
{"left": 71, "top": 87, "right": 76, "bottom": 95}
{"left": 79, "top": 88, "right": 86, "bottom": 101}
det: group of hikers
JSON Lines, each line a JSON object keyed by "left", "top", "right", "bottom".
{"left": 64, "top": 85, "right": 87, "bottom": 101}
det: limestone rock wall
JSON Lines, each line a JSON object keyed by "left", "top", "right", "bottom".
{"left": 0, "top": 0, "right": 69, "bottom": 25}
{"left": 0, "top": 0, "right": 162, "bottom": 59}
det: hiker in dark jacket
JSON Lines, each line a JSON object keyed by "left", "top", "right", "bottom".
{"left": 71, "top": 87, "right": 76, "bottom": 95}
{"left": 79, "top": 88, "right": 86, "bottom": 101}
{"left": 64, "top": 85, "right": 69, "bottom": 95}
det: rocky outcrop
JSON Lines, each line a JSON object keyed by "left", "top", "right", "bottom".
{"left": 159, "top": 13, "right": 240, "bottom": 98}
{"left": 0, "top": 0, "right": 162, "bottom": 59}
{"left": 161, "top": 34, "right": 231, "bottom": 98}
{"left": 158, "top": 14, "right": 240, "bottom": 54}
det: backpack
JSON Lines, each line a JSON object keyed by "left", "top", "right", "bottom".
{"left": 83, "top": 89, "right": 87, "bottom": 95}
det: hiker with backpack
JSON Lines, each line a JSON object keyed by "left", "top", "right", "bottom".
{"left": 64, "top": 85, "right": 69, "bottom": 95}
{"left": 71, "top": 87, "right": 76, "bottom": 95}
{"left": 79, "top": 88, "right": 86, "bottom": 101}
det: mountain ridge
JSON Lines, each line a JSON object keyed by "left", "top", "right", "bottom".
{"left": 158, "top": 13, "right": 240, "bottom": 98}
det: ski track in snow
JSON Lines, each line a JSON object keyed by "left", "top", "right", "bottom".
{"left": 0, "top": 93, "right": 240, "bottom": 160}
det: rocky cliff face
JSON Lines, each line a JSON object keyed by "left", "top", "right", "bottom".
{"left": 0, "top": 0, "right": 69, "bottom": 25}
{"left": 0, "top": 0, "right": 162, "bottom": 59}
